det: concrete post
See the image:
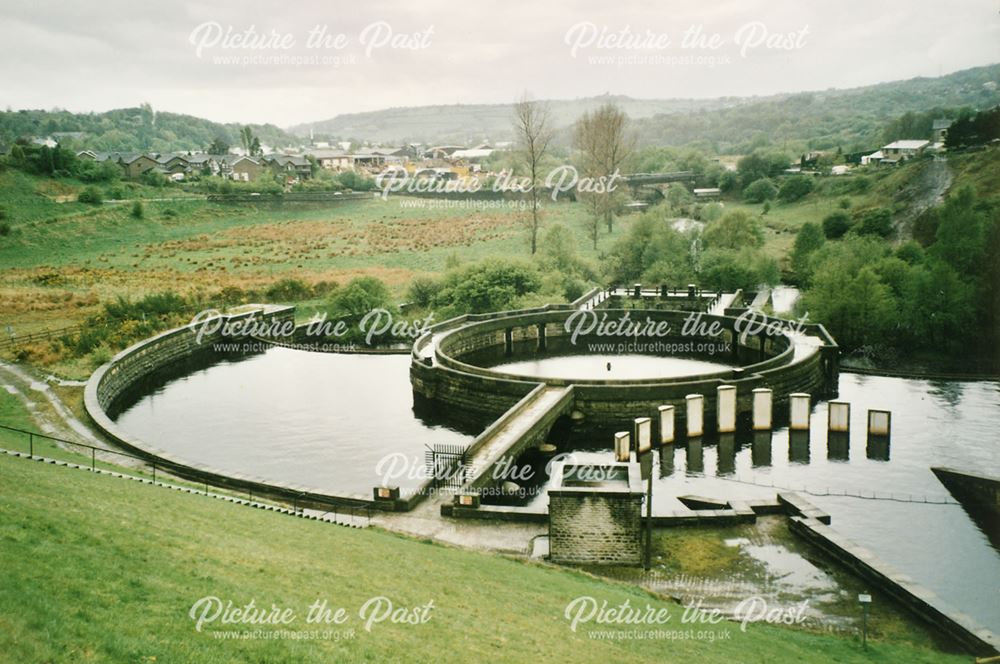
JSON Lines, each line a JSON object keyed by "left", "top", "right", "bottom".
{"left": 789, "top": 392, "right": 811, "bottom": 430}
{"left": 867, "top": 410, "right": 891, "bottom": 438}
{"left": 686, "top": 394, "right": 704, "bottom": 438}
{"left": 504, "top": 327, "right": 513, "bottom": 356}
{"left": 717, "top": 385, "right": 737, "bottom": 433}
{"left": 536, "top": 323, "right": 547, "bottom": 351}
{"left": 687, "top": 283, "right": 696, "bottom": 299}
{"left": 614, "top": 432, "right": 631, "bottom": 462}
{"left": 660, "top": 284, "right": 668, "bottom": 299}
{"left": 752, "top": 388, "right": 773, "bottom": 430}
{"left": 634, "top": 417, "right": 652, "bottom": 455}
{"left": 828, "top": 401, "right": 850, "bottom": 433}
{"left": 633, "top": 283, "right": 641, "bottom": 298}
{"left": 657, "top": 405, "right": 675, "bottom": 445}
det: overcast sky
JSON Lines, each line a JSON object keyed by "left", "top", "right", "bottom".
{"left": 1, "top": 0, "right": 998, "bottom": 127}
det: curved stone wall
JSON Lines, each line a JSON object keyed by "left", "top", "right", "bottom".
{"left": 411, "top": 308, "right": 839, "bottom": 428}
{"left": 83, "top": 305, "right": 381, "bottom": 509}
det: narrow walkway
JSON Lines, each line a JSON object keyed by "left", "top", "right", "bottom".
{"left": 465, "top": 385, "right": 573, "bottom": 485}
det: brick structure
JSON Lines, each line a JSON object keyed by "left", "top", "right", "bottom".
{"left": 548, "top": 455, "right": 644, "bottom": 565}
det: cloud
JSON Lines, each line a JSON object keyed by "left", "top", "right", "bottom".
{"left": 0, "top": 0, "right": 997, "bottom": 126}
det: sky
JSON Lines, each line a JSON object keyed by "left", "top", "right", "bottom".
{"left": 1, "top": 0, "right": 998, "bottom": 128}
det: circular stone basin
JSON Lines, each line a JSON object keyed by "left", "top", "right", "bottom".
{"left": 483, "top": 353, "right": 732, "bottom": 381}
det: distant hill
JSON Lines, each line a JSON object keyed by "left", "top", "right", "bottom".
{"left": 289, "top": 95, "right": 744, "bottom": 145}
{"left": 292, "top": 64, "right": 1000, "bottom": 151}
{"left": 0, "top": 105, "right": 299, "bottom": 153}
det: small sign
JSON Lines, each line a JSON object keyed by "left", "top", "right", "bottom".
{"left": 858, "top": 594, "right": 872, "bottom": 604}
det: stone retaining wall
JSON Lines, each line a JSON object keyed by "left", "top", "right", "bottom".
{"left": 83, "top": 306, "right": 385, "bottom": 510}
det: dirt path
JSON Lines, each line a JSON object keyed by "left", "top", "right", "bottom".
{"left": 892, "top": 156, "right": 952, "bottom": 244}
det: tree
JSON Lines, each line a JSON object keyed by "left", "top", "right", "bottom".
{"left": 699, "top": 247, "right": 779, "bottom": 291}
{"left": 328, "top": 276, "right": 392, "bottom": 319}
{"left": 930, "top": 185, "right": 987, "bottom": 276}
{"left": 737, "top": 150, "right": 789, "bottom": 187}
{"left": 208, "top": 137, "right": 230, "bottom": 155}
{"left": 854, "top": 208, "right": 893, "bottom": 237}
{"left": 239, "top": 126, "right": 262, "bottom": 156}
{"left": 778, "top": 175, "right": 815, "bottom": 202}
{"left": 742, "top": 178, "right": 777, "bottom": 203}
{"left": 572, "top": 103, "right": 635, "bottom": 241}
{"left": 790, "top": 222, "right": 825, "bottom": 282}
{"left": 703, "top": 210, "right": 764, "bottom": 249}
{"left": 433, "top": 260, "right": 541, "bottom": 314}
{"left": 513, "top": 93, "right": 554, "bottom": 255}
{"left": 822, "top": 211, "right": 852, "bottom": 239}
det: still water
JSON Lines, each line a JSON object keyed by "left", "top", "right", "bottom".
{"left": 515, "top": 373, "right": 1000, "bottom": 634}
{"left": 486, "top": 353, "right": 731, "bottom": 380}
{"left": 113, "top": 348, "right": 475, "bottom": 498}
{"left": 113, "top": 346, "right": 1000, "bottom": 632}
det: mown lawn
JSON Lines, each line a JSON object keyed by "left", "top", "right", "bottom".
{"left": 0, "top": 453, "right": 967, "bottom": 663}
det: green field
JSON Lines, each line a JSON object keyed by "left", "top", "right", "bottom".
{"left": 0, "top": 453, "right": 967, "bottom": 663}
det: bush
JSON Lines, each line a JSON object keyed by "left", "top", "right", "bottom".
{"left": 130, "top": 201, "right": 144, "bottom": 219}
{"left": 0, "top": 222, "right": 10, "bottom": 237}
{"left": 328, "top": 276, "right": 392, "bottom": 319}
{"left": 265, "top": 278, "right": 312, "bottom": 302}
{"left": 561, "top": 277, "right": 586, "bottom": 302}
{"left": 433, "top": 260, "right": 541, "bottom": 314}
{"left": 406, "top": 277, "right": 441, "bottom": 308}
{"left": 77, "top": 186, "right": 103, "bottom": 205}
{"left": 855, "top": 208, "right": 893, "bottom": 237}
{"left": 700, "top": 202, "right": 724, "bottom": 222}
{"left": 822, "top": 211, "right": 852, "bottom": 239}
{"left": 742, "top": 178, "right": 777, "bottom": 203}
{"left": 777, "top": 175, "right": 815, "bottom": 202}
{"left": 703, "top": 210, "right": 764, "bottom": 249}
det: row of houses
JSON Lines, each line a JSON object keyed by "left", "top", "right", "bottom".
{"left": 74, "top": 141, "right": 507, "bottom": 182}
{"left": 76, "top": 150, "right": 311, "bottom": 182}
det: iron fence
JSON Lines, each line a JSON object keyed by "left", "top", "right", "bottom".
{"left": 0, "top": 422, "right": 372, "bottom": 526}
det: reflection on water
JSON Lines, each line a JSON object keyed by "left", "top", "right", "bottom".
{"left": 112, "top": 347, "right": 477, "bottom": 497}
{"left": 486, "top": 353, "right": 732, "bottom": 381}
{"left": 110, "top": 345, "right": 1000, "bottom": 635}
{"left": 514, "top": 374, "right": 1000, "bottom": 633}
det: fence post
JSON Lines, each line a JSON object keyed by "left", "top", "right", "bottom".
{"left": 91, "top": 448, "right": 95, "bottom": 471}
{"left": 28, "top": 432, "right": 33, "bottom": 458}
{"left": 152, "top": 463, "right": 156, "bottom": 483}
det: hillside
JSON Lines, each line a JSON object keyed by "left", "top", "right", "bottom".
{"left": 0, "top": 105, "right": 299, "bottom": 154}
{"left": 0, "top": 450, "right": 966, "bottom": 663}
{"left": 292, "top": 64, "right": 1000, "bottom": 150}
{"left": 290, "top": 94, "right": 743, "bottom": 145}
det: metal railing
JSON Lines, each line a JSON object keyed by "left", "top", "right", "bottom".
{"left": 0, "top": 422, "right": 372, "bottom": 526}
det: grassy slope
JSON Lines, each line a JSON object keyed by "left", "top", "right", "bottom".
{"left": 0, "top": 454, "right": 966, "bottom": 664}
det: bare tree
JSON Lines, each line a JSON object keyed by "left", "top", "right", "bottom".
{"left": 513, "top": 93, "right": 553, "bottom": 254}
{"left": 572, "top": 103, "right": 636, "bottom": 245}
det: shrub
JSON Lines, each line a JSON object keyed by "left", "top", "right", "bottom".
{"left": 703, "top": 210, "right": 764, "bottom": 249}
{"left": 433, "top": 260, "right": 541, "bottom": 314}
{"left": 130, "top": 201, "right": 144, "bottom": 219}
{"left": 855, "top": 208, "right": 893, "bottom": 237}
{"left": 77, "top": 186, "right": 103, "bottom": 205}
{"left": 328, "top": 276, "right": 392, "bottom": 319}
{"left": 265, "top": 278, "right": 312, "bottom": 302}
{"left": 406, "top": 277, "right": 441, "bottom": 308}
{"left": 742, "top": 178, "right": 777, "bottom": 203}
{"left": 822, "top": 211, "right": 852, "bottom": 239}
{"left": 777, "top": 175, "right": 815, "bottom": 203}
{"left": 0, "top": 222, "right": 10, "bottom": 237}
